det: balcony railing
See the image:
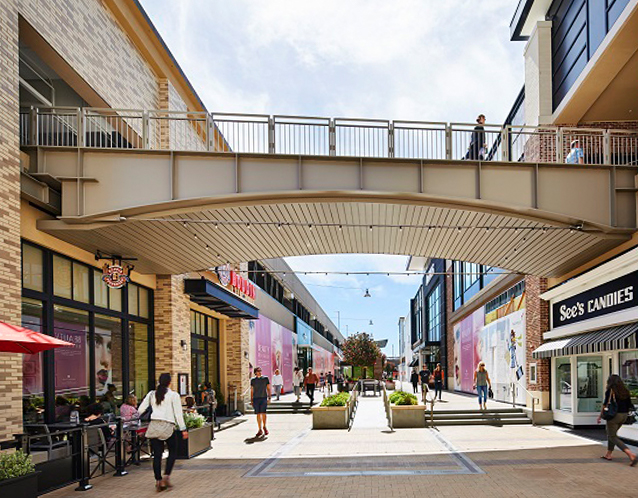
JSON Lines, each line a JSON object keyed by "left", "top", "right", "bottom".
{"left": 19, "top": 106, "right": 638, "bottom": 166}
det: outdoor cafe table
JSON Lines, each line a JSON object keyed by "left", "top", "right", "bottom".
{"left": 123, "top": 421, "right": 149, "bottom": 466}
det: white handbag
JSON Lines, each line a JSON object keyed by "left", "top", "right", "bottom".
{"left": 145, "top": 419, "right": 175, "bottom": 440}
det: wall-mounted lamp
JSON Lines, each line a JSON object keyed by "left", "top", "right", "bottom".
{"left": 244, "top": 351, "right": 249, "bottom": 359}
{"left": 180, "top": 340, "right": 188, "bottom": 351}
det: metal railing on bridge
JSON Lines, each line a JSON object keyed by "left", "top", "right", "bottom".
{"left": 19, "top": 106, "right": 638, "bottom": 166}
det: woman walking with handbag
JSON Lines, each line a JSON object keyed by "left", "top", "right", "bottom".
{"left": 597, "top": 374, "right": 637, "bottom": 466}
{"left": 473, "top": 362, "right": 492, "bottom": 410}
{"left": 138, "top": 373, "right": 188, "bottom": 491}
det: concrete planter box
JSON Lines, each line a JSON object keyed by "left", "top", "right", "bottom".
{"left": 391, "top": 404, "right": 426, "bottom": 428}
{"left": 177, "top": 424, "right": 212, "bottom": 459}
{"left": 312, "top": 405, "right": 349, "bottom": 429}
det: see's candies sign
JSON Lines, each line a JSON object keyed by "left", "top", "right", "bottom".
{"left": 215, "top": 264, "right": 256, "bottom": 299}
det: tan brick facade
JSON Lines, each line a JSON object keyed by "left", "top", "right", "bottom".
{"left": 524, "top": 275, "right": 550, "bottom": 409}
{"left": 226, "top": 318, "right": 250, "bottom": 412}
{"left": 154, "top": 275, "right": 191, "bottom": 388}
{"left": 0, "top": 0, "right": 24, "bottom": 442}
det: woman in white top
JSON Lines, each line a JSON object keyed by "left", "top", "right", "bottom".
{"left": 138, "top": 373, "right": 188, "bottom": 492}
{"left": 293, "top": 367, "right": 304, "bottom": 402}
{"left": 272, "top": 369, "right": 284, "bottom": 401}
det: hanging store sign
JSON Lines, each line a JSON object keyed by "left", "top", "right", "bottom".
{"left": 215, "top": 265, "right": 256, "bottom": 300}
{"left": 102, "top": 263, "right": 131, "bottom": 289}
{"left": 552, "top": 270, "right": 638, "bottom": 328}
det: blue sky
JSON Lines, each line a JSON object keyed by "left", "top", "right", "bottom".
{"left": 140, "top": 0, "right": 526, "bottom": 354}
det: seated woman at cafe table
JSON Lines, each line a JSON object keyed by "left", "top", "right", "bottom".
{"left": 120, "top": 394, "right": 140, "bottom": 422}
{"left": 55, "top": 395, "right": 72, "bottom": 422}
{"left": 184, "top": 396, "right": 198, "bottom": 413}
{"left": 84, "top": 403, "right": 112, "bottom": 441}
{"left": 100, "top": 383, "right": 118, "bottom": 414}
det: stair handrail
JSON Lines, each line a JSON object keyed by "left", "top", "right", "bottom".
{"left": 513, "top": 380, "right": 540, "bottom": 426}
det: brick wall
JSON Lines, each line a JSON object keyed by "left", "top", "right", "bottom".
{"left": 226, "top": 318, "right": 250, "bottom": 412}
{"left": 154, "top": 275, "right": 191, "bottom": 388}
{"left": 524, "top": 275, "right": 550, "bottom": 409}
{"left": 0, "top": 0, "right": 24, "bottom": 442}
{"left": 19, "top": 0, "right": 159, "bottom": 111}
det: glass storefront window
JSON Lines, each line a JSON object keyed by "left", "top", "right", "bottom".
{"left": 22, "top": 298, "right": 44, "bottom": 424}
{"left": 94, "top": 314, "right": 123, "bottom": 405}
{"left": 53, "top": 255, "right": 72, "bottom": 299}
{"left": 139, "top": 287, "right": 149, "bottom": 318}
{"left": 53, "top": 306, "right": 89, "bottom": 417}
{"left": 129, "top": 322, "right": 150, "bottom": 398}
{"left": 577, "top": 356, "right": 603, "bottom": 413}
{"left": 555, "top": 357, "right": 572, "bottom": 412}
{"left": 22, "top": 244, "right": 43, "bottom": 291}
{"left": 109, "top": 286, "right": 122, "bottom": 311}
{"left": 191, "top": 310, "right": 220, "bottom": 392}
{"left": 129, "top": 322, "right": 150, "bottom": 396}
{"left": 128, "top": 283, "right": 139, "bottom": 316}
{"left": 620, "top": 351, "right": 638, "bottom": 402}
{"left": 93, "top": 270, "right": 108, "bottom": 308}
{"left": 73, "top": 263, "right": 90, "bottom": 303}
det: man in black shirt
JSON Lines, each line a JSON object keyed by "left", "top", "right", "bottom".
{"left": 419, "top": 366, "right": 431, "bottom": 401}
{"left": 250, "top": 367, "right": 271, "bottom": 437}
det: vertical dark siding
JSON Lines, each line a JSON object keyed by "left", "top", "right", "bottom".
{"left": 550, "top": 0, "right": 631, "bottom": 110}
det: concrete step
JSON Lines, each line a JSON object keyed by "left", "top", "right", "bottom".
{"left": 432, "top": 408, "right": 524, "bottom": 415}
{"left": 431, "top": 417, "right": 532, "bottom": 426}
{"left": 432, "top": 412, "right": 527, "bottom": 421}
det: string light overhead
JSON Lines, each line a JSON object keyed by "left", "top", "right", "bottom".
{"left": 119, "top": 216, "right": 585, "bottom": 233}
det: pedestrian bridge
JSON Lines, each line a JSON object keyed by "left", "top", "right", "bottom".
{"left": 20, "top": 107, "right": 638, "bottom": 277}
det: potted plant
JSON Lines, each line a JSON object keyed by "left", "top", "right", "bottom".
{"left": 0, "top": 450, "right": 38, "bottom": 498}
{"left": 177, "top": 412, "right": 212, "bottom": 459}
{"left": 312, "top": 392, "right": 351, "bottom": 429}
{"left": 389, "top": 390, "right": 425, "bottom": 428}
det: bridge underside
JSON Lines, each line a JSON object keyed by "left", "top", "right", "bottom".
{"left": 38, "top": 200, "right": 629, "bottom": 277}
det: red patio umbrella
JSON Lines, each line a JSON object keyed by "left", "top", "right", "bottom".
{"left": 0, "top": 321, "right": 74, "bottom": 354}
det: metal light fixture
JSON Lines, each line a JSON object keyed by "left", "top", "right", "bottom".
{"left": 363, "top": 288, "right": 371, "bottom": 298}
{"left": 369, "top": 320, "right": 374, "bottom": 326}
{"left": 180, "top": 340, "right": 188, "bottom": 351}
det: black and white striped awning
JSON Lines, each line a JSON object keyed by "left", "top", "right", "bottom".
{"left": 533, "top": 322, "right": 638, "bottom": 359}
{"left": 409, "top": 358, "right": 419, "bottom": 367}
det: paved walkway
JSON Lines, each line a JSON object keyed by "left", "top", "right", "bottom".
{"left": 350, "top": 395, "right": 387, "bottom": 430}
{"left": 46, "top": 390, "right": 638, "bottom": 498}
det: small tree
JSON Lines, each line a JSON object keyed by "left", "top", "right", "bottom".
{"left": 342, "top": 333, "right": 381, "bottom": 370}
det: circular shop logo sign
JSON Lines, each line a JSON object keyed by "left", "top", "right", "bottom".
{"left": 216, "top": 264, "right": 232, "bottom": 287}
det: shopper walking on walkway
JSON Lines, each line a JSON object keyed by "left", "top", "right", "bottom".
{"left": 138, "top": 373, "right": 187, "bottom": 492}
{"left": 304, "top": 367, "right": 319, "bottom": 404}
{"left": 251, "top": 367, "right": 271, "bottom": 437}
{"left": 293, "top": 367, "right": 304, "bottom": 402}
{"left": 272, "top": 369, "right": 283, "bottom": 401}
{"left": 598, "top": 374, "right": 637, "bottom": 466}
{"left": 410, "top": 369, "right": 419, "bottom": 394}
{"left": 465, "top": 114, "right": 487, "bottom": 160}
{"left": 433, "top": 363, "right": 444, "bottom": 401}
{"left": 326, "top": 371, "right": 334, "bottom": 393}
{"left": 473, "top": 362, "right": 492, "bottom": 410}
{"left": 419, "top": 365, "right": 431, "bottom": 402}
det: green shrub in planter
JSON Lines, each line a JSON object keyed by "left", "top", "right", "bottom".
{"left": 0, "top": 450, "right": 35, "bottom": 481}
{"left": 320, "top": 392, "right": 350, "bottom": 407}
{"left": 389, "top": 390, "right": 418, "bottom": 405}
{"left": 184, "top": 412, "right": 206, "bottom": 430}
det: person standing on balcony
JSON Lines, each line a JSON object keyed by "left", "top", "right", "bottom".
{"left": 465, "top": 114, "right": 487, "bottom": 160}
{"left": 566, "top": 139, "right": 584, "bottom": 164}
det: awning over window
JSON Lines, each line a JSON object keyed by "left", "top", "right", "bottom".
{"left": 532, "top": 322, "right": 638, "bottom": 359}
{"left": 184, "top": 279, "right": 259, "bottom": 319}
{"left": 409, "top": 358, "right": 419, "bottom": 367}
